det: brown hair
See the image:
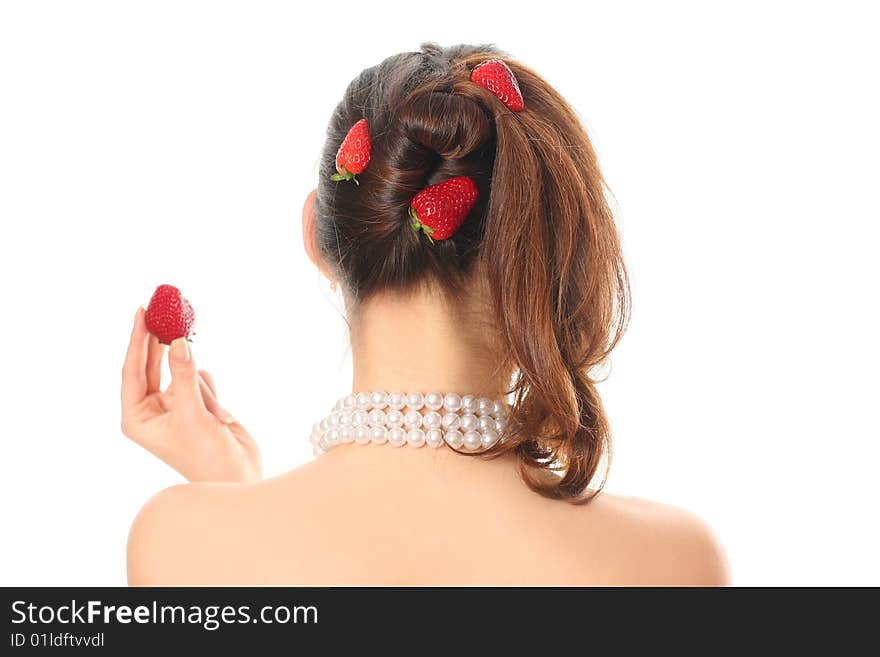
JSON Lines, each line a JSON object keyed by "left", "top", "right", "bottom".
{"left": 315, "top": 43, "right": 630, "bottom": 501}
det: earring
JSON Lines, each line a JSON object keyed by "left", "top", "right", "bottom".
{"left": 329, "top": 281, "right": 338, "bottom": 293}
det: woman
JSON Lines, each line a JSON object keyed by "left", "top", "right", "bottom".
{"left": 122, "top": 43, "right": 728, "bottom": 586}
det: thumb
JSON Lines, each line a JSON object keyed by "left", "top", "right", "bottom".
{"left": 168, "top": 338, "right": 206, "bottom": 415}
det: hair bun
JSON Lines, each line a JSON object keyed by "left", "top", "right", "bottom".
{"left": 398, "top": 90, "right": 492, "bottom": 160}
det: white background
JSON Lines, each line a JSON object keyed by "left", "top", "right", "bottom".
{"left": 1, "top": 1, "right": 877, "bottom": 586}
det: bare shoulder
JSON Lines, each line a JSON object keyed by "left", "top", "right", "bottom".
{"left": 126, "top": 460, "right": 333, "bottom": 585}
{"left": 127, "top": 481, "right": 260, "bottom": 586}
{"left": 580, "top": 492, "right": 730, "bottom": 586}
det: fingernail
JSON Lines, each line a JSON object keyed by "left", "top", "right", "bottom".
{"left": 135, "top": 305, "right": 144, "bottom": 321}
{"left": 170, "top": 338, "right": 190, "bottom": 364}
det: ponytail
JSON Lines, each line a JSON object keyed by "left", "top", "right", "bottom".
{"left": 463, "top": 53, "right": 630, "bottom": 500}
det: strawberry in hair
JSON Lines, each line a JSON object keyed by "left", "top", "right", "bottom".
{"left": 409, "top": 176, "right": 479, "bottom": 243}
{"left": 471, "top": 59, "right": 525, "bottom": 112}
{"left": 332, "top": 118, "right": 371, "bottom": 184}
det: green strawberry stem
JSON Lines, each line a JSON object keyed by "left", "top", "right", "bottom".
{"left": 331, "top": 166, "right": 359, "bottom": 185}
{"left": 409, "top": 208, "right": 435, "bottom": 244}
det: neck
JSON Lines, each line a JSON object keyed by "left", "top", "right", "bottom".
{"left": 349, "top": 286, "right": 507, "bottom": 398}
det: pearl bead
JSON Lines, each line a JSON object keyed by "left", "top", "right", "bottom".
{"left": 388, "top": 392, "right": 406, "bottom": 410}
{"left": 477, "top": 398, "right": 493, "bottom": 416}
{"left": 312, "top": 446, "right": 324, "bottom": 458}
{"left": 354, "top": 426, "right": 371, "bottom": 444}
{"left": 355, "top": 392, "right": 371, "bottom": 410}
{"left": 353, "top": 410, "right": 369, "bottom": 426}
{"left": 491, "top": 401, "right": 507, "bottom": 418}
{"left": 424, "top": 392, "right": 443, "bottom": 411}
{"left": 406, "top": 392, "right": 424, "bottom": 410}
{"left": 370, "top": 426, "right": 388, "bottom": 444}
{"left": 368, "top": 409, "right": 386, "bottom": 426}
{"left": 338, "top": 412, "right": 352, "bottom": 426}
{"left": 478, "top": 416, "right": 494, "bottom": 432}
{"left": 328, "top": 412, "right": 340, "bottom": 428}
{"left": 388, "top": 427, "right": 407, "bottom": 447}
{"left": 319, "top": 435, "right": 331, "bottom": 450}
{"left": 404, "top": 410, "right": 423, "bottom": 429}
{"left": 443, "top": 393, "right": 462, "bottom": 412}
{"left": 343, "top": 394, "right": 357, "bottom": 410}
{"left": 370, "top": 391, "right": 388, "bottom": 409}
{"left": 406, "top": 428, "right": 426, "bottom": 447}
{"left": 423, "top": 411, "right": 442, "bottom": 429}
{"left": 327, "top": 428, "right": 340, "bottom": 445}
{"left": 461, "top": 395, "right": 478, "bottom": 413}
{"left": 441, "top": 413, "right": 461, "bottom": 430}
{"left": 495, "top": 418, "right": 506, "bottom": 434}
{"left": 445, "top": 429, "right": 464, "bottom": 449}
{"left": 309, "top": 432, "right": 320, "bottom": 446}
{"left": 339, "top": 426, "right": 353, "bottom": 443}
{"left": 385, "top": 409, "right": 404, "bottom": 426}
{"left": 463, "top": 431, "right": 483, "bottom": 451}
{"left": 320, "top": 418, "right": 329, "bottom": 432}
{"left": 481, "top": 428, "right": 500, "bottom": 449}
{"left": 460, "top": 413, "right": 479, "bottom": 432}
{"left": 425, "top": 428, "right": 444, "bottom": 448}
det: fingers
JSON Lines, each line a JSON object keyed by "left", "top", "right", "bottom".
{"left": 199, "top": 369, "right": 217, "bottom": 398}
{"left": 229, "top": 421, "right": 258, "bottom": 454}
{"left": 198, "top": 372, "right": 235, "bottom": 425}
{"left": 167, "top": 338, "right": 207, "bottom": 417}
{"left": 121, "top": 307, "right": 149, "bottom": 408}
{"left": 146, "top": 335, "right": 165, "bottom": 393}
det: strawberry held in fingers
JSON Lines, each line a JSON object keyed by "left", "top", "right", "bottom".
{"left": 144, "top": 284, "right": 195, "bottom": 345}
{"left": 409, "top": 176, "right": 479, "bottom": 243}
{"left": 332, "top": 118, "right": 371, "bottom": 184}
{"left": 470, "top": 59, "right": 525, "bottom": 112}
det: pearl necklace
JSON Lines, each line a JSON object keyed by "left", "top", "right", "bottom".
{"left": 310, "top": 391, "right": 510, "bottom": 456}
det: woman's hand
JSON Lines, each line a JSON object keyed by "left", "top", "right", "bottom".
{"left": 121, "top": 307, "right": 261, "bottom": 483}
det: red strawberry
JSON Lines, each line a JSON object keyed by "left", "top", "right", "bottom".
{"left": 470, "top": 59, "right": 524, "bottom": 112}
{"left": 409, "top": 176, "right": 479, "bottom": 243}
{"left": 332, "top": 118, "right": 371, "bottom": 185}
{"left": 144, "top": 284, "right": 195, "bottom": 345}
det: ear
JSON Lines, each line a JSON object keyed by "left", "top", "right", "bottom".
{"left": 302, "top": 189, "right": 336, "bottom": 283}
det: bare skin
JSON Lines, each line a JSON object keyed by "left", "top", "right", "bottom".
{"left": 123, "top": 191, "right": 729, "bottom": 586}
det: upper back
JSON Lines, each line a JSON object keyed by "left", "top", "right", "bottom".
{"left": 128, "top": 445, "right": 728, "bottom": 586}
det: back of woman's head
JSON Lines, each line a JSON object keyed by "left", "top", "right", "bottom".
{"left": 315, "top": 43, "right": 630, "bottom": 501}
